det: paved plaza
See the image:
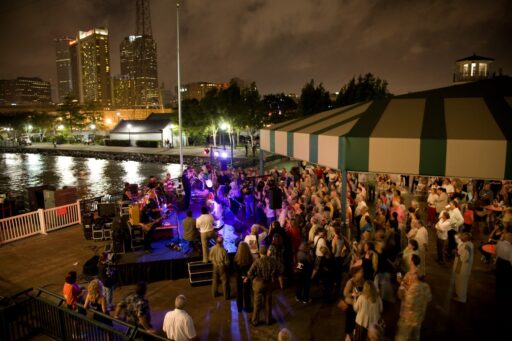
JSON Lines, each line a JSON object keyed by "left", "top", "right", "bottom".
{"left": 0, "top": 212, "right": 498, "bottom": 340}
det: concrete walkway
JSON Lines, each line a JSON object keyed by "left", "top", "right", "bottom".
{"left": 24, "top": 143, "right": 258, "bottom": 159}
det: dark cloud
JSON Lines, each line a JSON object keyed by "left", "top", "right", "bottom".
{"left": 0, "top": 0, "right": 510, "bottom": 99}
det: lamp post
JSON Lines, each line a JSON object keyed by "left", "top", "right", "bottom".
{"left": 89, "top": 124, "right": 96, "bottom": 145}
{"left": 127, "top": 123, "right": 132, "bottom": 146}
{"left": 176, "top": 0, "right": 184, "bottom": 173}
{"left": 220, "top": 122, "right": 233, "bottom": 167}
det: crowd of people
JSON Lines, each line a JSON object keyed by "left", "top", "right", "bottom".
{"left": 62, "top": 163, "right": 512, "bottom": 340}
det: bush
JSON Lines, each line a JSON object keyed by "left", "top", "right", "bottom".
{"left": 104, "top": 139, "right": 131, "bottom": 147}
{"left": 135, "top": 140, "right": 160, "bottom": 148}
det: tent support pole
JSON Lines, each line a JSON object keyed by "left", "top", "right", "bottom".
{"left": 340, "top": 136, "right": 349, "bottom": 240}
{"left": 259, "top": 149, "right": 264, "bottom": 174}
{"left": 341, "top": 168, "right": 349, "bottom": 240}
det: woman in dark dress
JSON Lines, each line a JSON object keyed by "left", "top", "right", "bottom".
{"left": 84, "top": 279, "right": 112, "bottom": 327}
{"left": 234, "top": 242, "right": 253, "bottom": 312}
{"left": 361, "top": 241, "right": 378, "bottom": 281}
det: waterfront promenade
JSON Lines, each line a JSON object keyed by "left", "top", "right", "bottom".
{"left": 23, "top": 143, "right": 256, "bottom": 159}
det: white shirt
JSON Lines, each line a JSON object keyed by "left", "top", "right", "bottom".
{"left": 162, "top": 309, "right": 196, "bottom": 341}
{"left": 353, "top": 294, "right": 383, "bottom": 328}
{"left": 496, "top": 240, "right": 512, "bottom": 264}
{"left": 427, "top": 193, "right": 438, "bottom": 207}
{"left": 244, "top": 232, "right": 267, "bottom": 254}
{"left": 415, "top": 226, "right": 429, "bottom": 250}
{"left": 435, "top": 219, "right": 451, "bottom": 240}
{"left": 449, "top": 208, "right": 464, "bottom": 231}
{"left": 443, "top": 183, "right": 454, "bottom": 194}
{"left": 314, "top": 235, "right": 327, "bottom": 257}
{"left": 196, "top": 214, "right": 214, "bottom": 233}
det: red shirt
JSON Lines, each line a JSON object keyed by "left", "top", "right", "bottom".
{"left": 63, "top": 282, "right": 82, "bottom": 308}
{"left": 464, "top": 210, "right": 474, "bottom": 225}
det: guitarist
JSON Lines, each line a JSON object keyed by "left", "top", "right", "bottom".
{"left": 141, "top": 189, "right": 161, "bottom": 253}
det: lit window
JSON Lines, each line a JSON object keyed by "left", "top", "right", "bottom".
{"left": 463, "top": 64, "right": 469, "bottom": 76}
{"left": 470, "top": 63, "right": 477, "bottom": 77}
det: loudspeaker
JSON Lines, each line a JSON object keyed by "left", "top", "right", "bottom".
{"left": 83, "top": 255, "right": 99, "bottom": 276}
{"left": 98, "top": 203, "right": 116, "bottom": 217}
{"left": 269, "top": 187, "right": 282, "bottom": 210}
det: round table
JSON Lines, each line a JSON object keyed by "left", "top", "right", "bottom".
{"left": 482, "top": 244, "right": 496, "bottom": 255}
{"left": 484, "top": 205, "right": 506, "bottom": 213}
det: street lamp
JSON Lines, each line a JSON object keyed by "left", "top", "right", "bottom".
{"left": 220, "top": 122, "right": 230, "bottom": 147}
{"left": 170, "top": 123, "right": 175, "bottom": 148}
{"left": 57, "top": 124, "right": 64, "bottom": 131}
{"left": 220, "top": 122, "right": 233, "bottom": 167}
{"left": 127, "top": 123, "right": 132, "bottom": 146}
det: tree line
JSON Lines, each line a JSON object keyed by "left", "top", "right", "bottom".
{"left": 0, "top": 73, "right": 390, "bottom": 145}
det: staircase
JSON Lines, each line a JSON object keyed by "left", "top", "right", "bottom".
{"left": 187, "top": 261, "right": 213, "bottom": 286}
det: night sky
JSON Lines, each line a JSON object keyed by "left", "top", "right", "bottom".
{"left": 0, "top": 0, "right": 511, "bottom": 99}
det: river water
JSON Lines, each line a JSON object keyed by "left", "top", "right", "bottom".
{"left": 0, "top": 153, "right": 181, "bottom": 199}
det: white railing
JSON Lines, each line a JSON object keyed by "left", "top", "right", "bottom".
{"left": 0, "top": 211, "right": 41, "bottom": 244}
{"left": 44, "top": 202, "right": 81, "bottom": 232}
{"left": 0, "top": 200, "right": 82, "bottom": 245}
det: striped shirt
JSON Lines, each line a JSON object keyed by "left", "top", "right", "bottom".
{"left": 247, "top": 255, "right": 280, "bottom": 282}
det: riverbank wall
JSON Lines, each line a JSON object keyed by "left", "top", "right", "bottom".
{"left": 0, "top": 146, "right": 285, "bottom": 169}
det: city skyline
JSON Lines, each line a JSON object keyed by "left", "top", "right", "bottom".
{"left": 0, "top": 0, "right": 511, "bottom": 99}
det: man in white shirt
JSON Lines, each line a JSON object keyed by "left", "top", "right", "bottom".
{"left": 415, "top": 224, "right": 429, "bottom": 276}
{"left": 162, "top": 294, "right": 197, "bottom": 341}
{"left": 447, "top": 201, "right": 464, "bottom": 257}
{"left": 196, "top": 206, "right": 216, "bottom": 263}
{"left": 435, "top": 211, "right": 451, "bottom": 265}
{"left": 244, "top": 224, "right": 268, "bottom": 258}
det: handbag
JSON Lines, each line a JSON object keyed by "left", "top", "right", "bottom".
{"left": 337, "top": 299, "right": 349, "bottom": 312}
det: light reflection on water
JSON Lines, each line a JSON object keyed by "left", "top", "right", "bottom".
{"left": 0, "top": 153, "right": 182, "bottom": 199}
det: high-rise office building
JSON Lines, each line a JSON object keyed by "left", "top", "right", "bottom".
{"left": 112, "top": 75, "right": 135, "bottom": 107}
{"left": 119, "top": 35, "right": 159, "bottom": 106}
{"left": 54, "top": 37, "right": 73, "bottom": 103}
{"left": 0, "top": 77, "right": 51, "bottom": 105}
{"left": 69, "top": 28, "right": 112, "bottom": 106}
{"left": 177, "top": 81, "right": 229, "bottom": 102}
{"left": 117, "top": 0, "right": 159, "bottom": 107}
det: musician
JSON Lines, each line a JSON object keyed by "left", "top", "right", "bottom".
{"left": 141, "top": 190, "right": 162, "bottom": 253}
{"left": 122, "top": 183, "right": 135, "bottom": 202}
{"left": 148, "top": 175, "right": 165, "bottom": 196}
{"left": 163, "top": 173, "right": 176, "bottom": 204}
{"left": 182, "top": 168, "right": 192, "bottom": 210}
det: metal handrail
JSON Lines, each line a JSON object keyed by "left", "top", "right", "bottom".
{"left": 35, "top": 287, "right": 135, "bottom": 330}
{"left": 33, "top": 288, "right": 168, "bottom": 340}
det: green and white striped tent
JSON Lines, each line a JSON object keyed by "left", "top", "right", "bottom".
{"left": 260, "top": 77, "right": 512, "bottom": 180}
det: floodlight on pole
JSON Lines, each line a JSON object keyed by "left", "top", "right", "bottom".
{"left": 220, "top": 122, "right": 229, "bottom": 131}
{"left": 176, "top": 0, "right": 184, "bottom": 174}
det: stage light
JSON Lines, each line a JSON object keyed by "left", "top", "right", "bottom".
{"left": 221, "top": 151, "right": 228, "bottom": 158}
{"left": 214, "top": 151, "right": 219, "bottom": 157}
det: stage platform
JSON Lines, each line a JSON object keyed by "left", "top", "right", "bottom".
{"left": 112, "top": 203, "right": 247, "bottom": 286}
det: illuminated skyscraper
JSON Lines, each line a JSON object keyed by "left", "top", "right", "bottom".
{"left": 54, "top": 37, "right": 73, "bottom": 103}
{"left": 69, "top": 28, "right": 112, "bottom": 106}
{"left": 118, "top": 0, "right": 159, "bottom": 107}
{"left": 119, "top": 35, "right": 159, "bottom": 106}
